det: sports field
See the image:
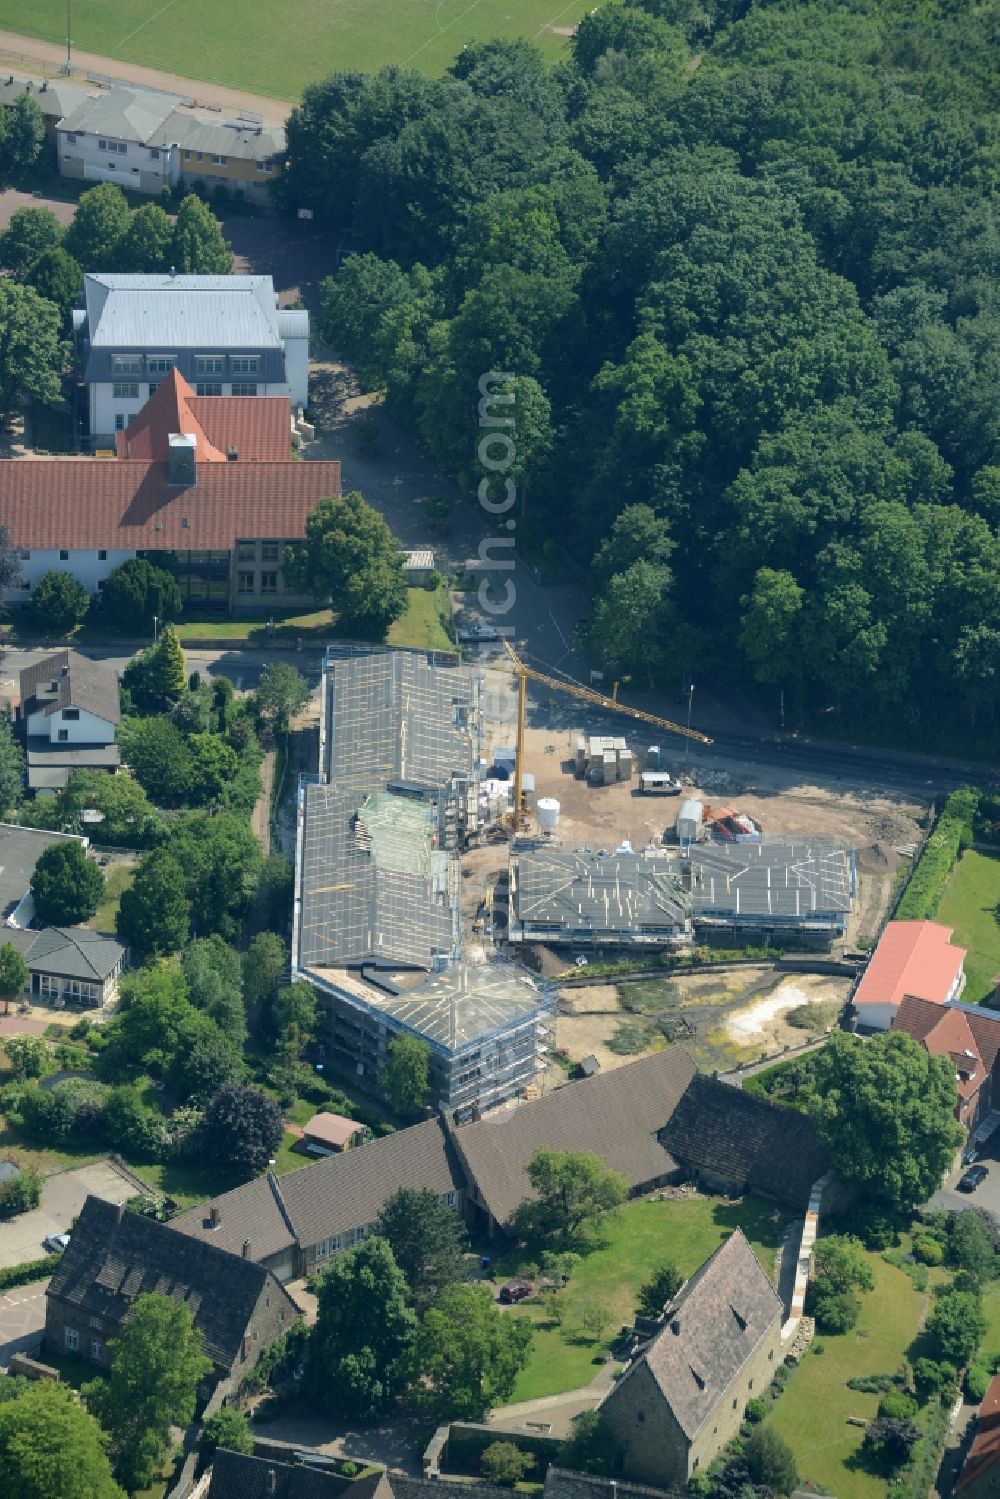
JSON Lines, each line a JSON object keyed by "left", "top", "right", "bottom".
{"left": 0, "top": 0, "right": 585, "bottom": 98}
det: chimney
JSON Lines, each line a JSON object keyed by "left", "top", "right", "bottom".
{"left": 227, "top": 444, "right": 238, "bottom": 461}
{"left": 167, "top": 431, "right": 197, "bottom": 486}
{"left": 116, "top": 1201, "right": 125, "bottom": 1224}
{"left": 209, "top": 1205, "right": 221, "bottom": 1229}
{"left": 242, "top": 1238, "right": 251, "bottom": 1259}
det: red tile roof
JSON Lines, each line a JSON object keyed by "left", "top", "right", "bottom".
{"left": 958, "top": 1373, "right": 1000, "bottom": 1491}
{"left": 0, "top": 458, "right": 341, "bottom": 551}
{"left": 116, "top": 368, "right": 291, "bottom": 462}
{"left": 896, "top": 1002, "right": 984, "bottom": 1098}
{"left": 854, "top": 920, "right": 966, "bottom": 1011}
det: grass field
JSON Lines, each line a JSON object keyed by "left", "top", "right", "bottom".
{"left": 769, "top": 1254, "right": 927, "bottom": 1499}
{"left": 86, "top": 863, "right": 135, "bottom": 936}
{"left": 0, "top": 0, "right": 586, "bottom": 98}
{"left": 172, "top": 586, "right": 452, "bottom": 651}
{"left": 497, "top": 1193, "right": 789, "bottom": 1403}
{"left": 935, "top": 850, "right": 1000, "bottom": 1005}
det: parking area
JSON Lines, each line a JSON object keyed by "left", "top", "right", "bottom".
{"left": 0, "top": 1158, "right": 139, "bottom": 1269}
{"left": 0, "top": 1279, "right": 49, "bottom": 1366}
{"left": 928, "top": 1141, "right": 1000, "bottom": 1219}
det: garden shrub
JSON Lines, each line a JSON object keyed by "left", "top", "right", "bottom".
{"left": 847, "top": 1374, "right": 895, "bottom": 1393}
{"left": 0, "top": 1253, "right": 62, "bottom": 1289}
{"left": 913, "top": 1236, "right": 944, "bottom": 1265}
{"left": 878, "top": 1391, "right": 918, "bottom": 1420}
{"left": 966, "top": 1364, "right": 991, "bottom": 1403}
{"left": 807, "top": 1285, "right": 861, "bottom": 1334}
{"left": 744, "top": 1398, "right": 768, "bottom": 1423}
{"left": 896, "top": 787, "right": 980, "bottom": 920}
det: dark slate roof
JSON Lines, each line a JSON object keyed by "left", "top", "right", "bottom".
{"left": 48, "top": 1196, "right": 295, "bottom": 1369}
{"left": 208, "top": 1450, "right": 355, "bottom": 1499}
{"left": 544, "top": 1468, "right": 674, "bottom": 1499}
{"left": 172, "top": 1119, "right": 463, "bottom": 1255}
{"left": 26, "top": 926, "right": 125, "bottom": 982}
{"left": 451, "top": 1048, "right": 698, "bottom": 1227}
{"left": 658, "top": 1074, "right": 828, "bottom": 1208}
{"left": 19, "top": 650, "right": 121, "bottom": 727}
{"left": 169, "top": 1171, "right": 298, "bottom": 1262}
{"left": 604, "top": 1230, "right": 782, "bottom": 1441}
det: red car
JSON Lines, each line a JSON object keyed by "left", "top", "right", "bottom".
{"left": 499, "top": 1280, "right": 533, "bottom": 1304}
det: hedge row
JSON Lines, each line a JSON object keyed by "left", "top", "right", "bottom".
{"left": 895, "top": 787, "right": 980, "bottom": 921}
{"left": 0, "top": 1253, "right": 62, "bottom": 1290}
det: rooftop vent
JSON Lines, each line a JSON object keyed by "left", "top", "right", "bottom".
{"left": 227, "top": 444, "right": 238, "bottom": 462}
{"left": 242, "top": 1238, "right": 251, "bottom": 1259}
{"left": 671, "top": 1319, "right": 681, "bottom": 1335}
{"left": 208, "top": 1205, "right": 221, "bottom": 1229}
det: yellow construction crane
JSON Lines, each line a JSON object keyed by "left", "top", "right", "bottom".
{"left": 501, "top": 640, "right": 714, "bottom": 827}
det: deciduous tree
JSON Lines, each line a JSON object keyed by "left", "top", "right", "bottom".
{"left": 636, "top": 1260, "right": 683, "bottom": 1318}
{"left": 116, "top": 203, "right": 173, "bottom": 273}
{"left": 29, "top": 841, "right": 104, "bottom": 926}
{"left": 243, "top": 931, "right": 287, "bottom": 1009}
{"left": 198, "top": 1082, "right": 283, "bottom": 1176}
{"left": 100, "top": 559, "right": 182, "bottom": 636}
{"left": 169, "top": 194, "right": 233, "bottom": 274}
{"left": 744, "top": 1424, "right": 799, "bottom": 1496}
{"left": 408, "top": 1282, "right": 533, "bottom": 1419}
{"left": 0, "top": 943, "right": 29, "bottom": 1015}
{"left": 284, "top": 492, "right": 407, "bottom": 635}
{"left": 64, "top": 183, "right": 131, "bottom": 269}
{"left": 0, "top": 1378, "right": 125, "bottom": 1499}
{"left": 374, "top": 1186, "right": 469, "bottom": 1311}
{"left": 26, "top": 249, "right": 83, "bottom": 329}
{"left": 0, "top": 206, "right": 63, "bottom": 275}
{"left": 381, "top": 1032, "right": 431, "bottom": 1115}
{"left": 26, "top": 571, "right": 90, "bottom": 635}
{"left": 512, "top": 1149, "right": 627, "bottom": 1244}
{"left": 83, "top": 1293, "right": 211, "bottom": 1493}
{"left": 0, "top": 280, "right": 64, "bottom": 417}
{"left": 309, "top": 1237, "right": 417, "bottom": 1419}
{"left": 254, "top": 662, "right": 311, "bottom": 737}
{"left": 116, "top": 848, "right": 190, "bottom": 955}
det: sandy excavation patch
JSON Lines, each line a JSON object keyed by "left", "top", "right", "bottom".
{"left": 725, "top": 973, "right": 851, "bottom": 1047}
{"left": 557, "top": 983, "right": 620, "bottom": 1014}
{"left": 554, "top": 1011, "right": 639, "bottom": 1074}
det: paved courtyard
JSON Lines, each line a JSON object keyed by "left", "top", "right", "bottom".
{"left": 0, "top": 1278, "right": 48, "bottom": 1366}
{"left": 0, "top": 1158, "right": 140, "bottom": 1269}
{"left": 928, "top": 1138, "right": 1000, "bottom": 1220}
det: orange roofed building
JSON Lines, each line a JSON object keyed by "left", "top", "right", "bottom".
{"left": 852, "top": 920, "right": 966, "bottom": 1032}
{"left": 0, "top": 380, "right": 340, "bottom": 613}
{"left": 892, "top": 994, "right": 1000, "bottom": 1132}
{"left": 958, "top": 1373, "right": 1000, "bottom": 1497}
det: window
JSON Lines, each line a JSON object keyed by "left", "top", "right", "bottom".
{"left": 636, "top": 1412, "right": 644, "bottom": 1424}
{"left": 65, "top": 132, "right": 76, "bottom": 144}
{"left": 732, "top": 1399, "right": 738, "bottom": 1411}
{"left": 112, "top": 356, "right": 141, "bottom": 374}
{"left": 98, "top": 549, "right": 107, "bottom": 561}
{"left": 260, "top": 543, "right": 280, "bottom": 562}
{"left": 260, "top": 572, "right": 278, "bottom": 594}
{"left": 149, "top": 147, "right": 160, "bottom": 159}
{"left": 19, "top": 550, "right": 29, "bottom": 561}
{"left": 443, "top": 1190, "right": 457, "bottom": 1208}
{"left": 89, "top": 1316, "right": 101, "bottom": 1330}
{"left": 147, "top": 356, "right": 175, "bottom": 374}
{"left": 113, "top": 382, "right": 139, "bottom": 400}
{"left": 768, "top": 1350, "right": 774, "bottom": 1362}
{"left": 330, "top": 1234, "right": 342, "bottom": 1252}
{"left": 231, "top": 382, "right": 257, "bottom": 396}
{"left": 59, "top": 549, "right": 69, "bottom": 560}
{"left": 256, "top": 160, "right": 273, "bottom": 173}
{"left": 196, "top": 356, "right": 225, "bottom": 375}
{"left": 237, "top": 571, "right": 254, "bottom": 594}
{"left": 231, "top": 356, "right": 258, "bottom": 375}
{"left": 148, "top": 383, "right": 158, "bottom": 397}
{"left": 315, "top": 1239, "right": 328, "bottom": 1260}
{"left": 237, "top": 543, "right": 256, "bottom": 561}
{"left": 64, "top": 1326, "right": 79, "bottom": 1352}
{"left": 98, "top": 139, "right": 126, "bottom": 155}
{"left": 90, "top": 1339, "right": 102, "bottom": 1360}
{"left": 58, "top": 729, "right": 69, "bottom": 742}
{"left": 748, "top": 1379, "right": 753, "bottom": 1391}
{"left": 63, "top": 709, "right": 80, "bottom": 721}
{"left": 196, "top": 382, "right": 223, "bottom": 397}
{"left": 98, "top": 138, "right": 106, "bottom": 151}
{"left": 211, "top": 154, "right": 228, "bottom": 166}
{"left": 115, "top": 415, "right": 126, "bottom": 432}
{"left": 184, "top": 150, "right": 192, "bottom": 160}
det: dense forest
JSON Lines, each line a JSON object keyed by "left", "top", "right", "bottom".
{"left": 280, "top": 0, "right": 1000, "bottom": 750}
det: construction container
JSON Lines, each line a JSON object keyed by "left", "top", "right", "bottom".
{"left": 522, "top": 772, "right": 536, "bottom": 808}
{"left": 676, "top": 798, "right": 704, "bottom": 842}
{"left": 618, "top": 750, "right": 634, "bottom": 781}
{"left": 537, "top": 797, "right": 561, "bottom": 832}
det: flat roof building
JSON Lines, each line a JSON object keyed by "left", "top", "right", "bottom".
{"left": 294, "top": 649, "right": 553, "bottom": 1117}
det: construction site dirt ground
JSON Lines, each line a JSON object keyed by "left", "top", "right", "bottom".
{"left": 549, "top": 969, "right": 853, "bottom": 1079}
{"left": 463, "top": 706, "right": 927, "bottom": 953}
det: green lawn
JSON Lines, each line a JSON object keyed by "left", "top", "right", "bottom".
{"left": 499, "top": 1193, "right": 789, "bottom": 1403}
{"left": 172, "top": 587, "right": 453, "bottom": 651}
{"left": 935, "top": 850, "right": 1000, "bottom": 1005}
{"left": 86, "top": 864, "right": 135, "bottom": 937}
{"left": 0, "top": 0, "right": 584, "bottom": 96}
{"left": 769, "top": 1255, "right": 927, "bottom": 1499}
{"left": 130, "top": 1158, "right": 240, "bottom": 1210}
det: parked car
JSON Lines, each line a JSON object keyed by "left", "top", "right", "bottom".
{"left": 43, "top": 1233, "right": 71, "bottom": 1253}
{"left": 499, "top": 1279, "right": 534, "bottom": 1304}
{"left": 457, "top": 623, "right": 501, "bottom": 643}
{"left": 958, "top": 1165, "right": 989, "bottom": 1193}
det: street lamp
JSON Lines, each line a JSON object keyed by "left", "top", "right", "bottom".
{"left": 684, "top": 682, "right": 695, "bottom": 763}
{"left": 152, "top": 614, "right": 159, "bottom": 643}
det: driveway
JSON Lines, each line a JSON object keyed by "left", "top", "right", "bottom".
{"left": 927, "top": 1145, "right": 1000, "bottom": 1221}
{"left": 0, "top": 1278, "right": 48, "bottom": 1366}
{"left": 0, "top": 1158, "right": 139, "bottom": 1269}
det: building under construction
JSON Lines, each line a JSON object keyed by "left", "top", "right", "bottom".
{"left": 293, "top": 648, "right": 553, "bottom": 1116}
{"left": 508, "top": 838, "right": 855, "bottom": 950}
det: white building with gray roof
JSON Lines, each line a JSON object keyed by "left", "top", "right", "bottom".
{"left": 55, "top": 80, "right": 284, "bottom": 206}
{"left": 75, "top": 272, "right": 308, "bottom": 444}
